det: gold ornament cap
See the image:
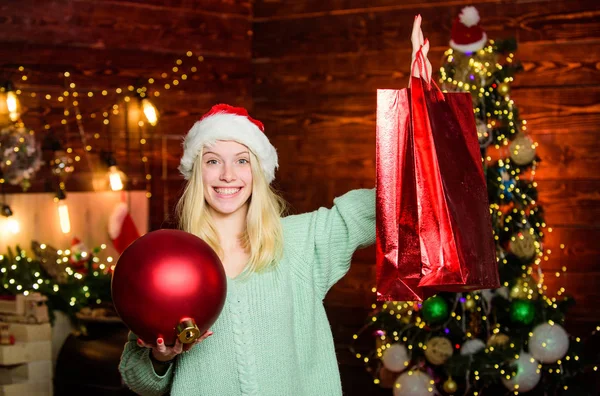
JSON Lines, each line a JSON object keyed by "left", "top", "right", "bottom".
{"left": 176, "top": 318, "right": 201, "bottom": 344}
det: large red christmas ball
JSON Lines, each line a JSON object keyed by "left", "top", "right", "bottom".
{"left": 111, "top": 229, "right": 226, "bottom": 346}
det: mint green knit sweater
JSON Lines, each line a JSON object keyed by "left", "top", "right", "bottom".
{"left": 119, "top": 188, "right": 375, "bottom": 396}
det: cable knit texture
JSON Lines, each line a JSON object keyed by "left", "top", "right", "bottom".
{"left": 119, "top": 188, "right": 375, "bottom": 396}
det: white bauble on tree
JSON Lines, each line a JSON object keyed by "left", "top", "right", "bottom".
{"left": 502, "top": 352, "right": 541, "bottom": 392}
{"left": 393, "top": 370, "right": 435, "bottom": 396}
{"left": 528, "top": 323, "right": 569, "bottom": 363}
{"left": 382, "top": 343, "right": 410, "bottom": 372}
{"left": 460, "top": 338, "right": 486, "bottom": 356}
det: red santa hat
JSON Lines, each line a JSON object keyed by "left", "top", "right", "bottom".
{"left": 108, "top": 202, "right": 140, "bottom": 254}
{"left": 449, "top": 6, "right": 487, "bottom": 53}
{"left": 178, "top": 104, "right": 278, "bottom": 183}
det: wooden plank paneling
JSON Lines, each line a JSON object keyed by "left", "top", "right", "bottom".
{"left": 0, "top": 0, "right": 251, "bottom": 56}
{"left": 254, "top": 42, "right": 600, "bottom": 95}
{"left": 107, "top": 0, "right": 251, "bottom": 15}
{"left": 253, "top": 0, "right": 599, "bottom": 58}
{"left": 537, "top": 180, "right": 600, "bottom": 226}
{"left": 533, "top": 133, "right": 600, "bottom": 180}
{"left": 255, "top": 0, "right": 503, "bottom": 19}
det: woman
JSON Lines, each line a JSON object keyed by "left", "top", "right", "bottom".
{"left": 119, "top": 15, "right": 430, "bottom": 396}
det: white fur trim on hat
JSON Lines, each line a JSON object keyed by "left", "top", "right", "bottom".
{"left": 450, "top": 32, "right": 488, "bottom": 53}
{"left": 178, "top": 112, "right": 278, "bottom": 183}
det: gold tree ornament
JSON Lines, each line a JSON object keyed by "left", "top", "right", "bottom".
{"left": 424, "top": 337, "right": 453, "bottom": 365}
{"left": 509, "top": 231, "right": 537, "bottom": 260}
{"left": 509, "top": 134, "right": 536, "bottom": 166}
{"left": 487, "top": 333, "right": 510, "bottom": 348}
{"left": 465, "top": 298, "right": 476, "bottom": 310}
{"left": 443, "top": 377, "right": 458, "bottom": 394}
{"left": 498, "top": 82, "right": 510, "bottom": 96}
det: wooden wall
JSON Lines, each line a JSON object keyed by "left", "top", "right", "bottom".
{"left": 252, "top": 1, "right": 600, "bottom": 389}
{"left": 2, "top": 0, "right": 599, "bottom": 393}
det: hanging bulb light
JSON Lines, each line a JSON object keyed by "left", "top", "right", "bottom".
{"left": 103, "top": 152, "right": 125, "bottom": 191}
{"left": 6, "top": 93, "right": 18, "bottom": 122}
{"left": 1, "top": 204, "right": 20, "bottom": 234}
{"left": 141, "top": 97, "right": 158, "bottom": 126}
{"left": 55, "top": 189, "right": 71, "bottom": 234}
{"left": 109, "top": 165, "right": 124, "bottom": 191}
{"left": 0, "top": 81, "right": 21, "bottom": 124}
{"left": 3, "top": 81, "right": 20, "bottom": 122}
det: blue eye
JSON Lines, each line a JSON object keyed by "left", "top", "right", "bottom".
{"left": 206, "top": 159, "right": 218, "bottom": 165}
{"left": 238, "top": 158, "right": 249, "bottom": 164}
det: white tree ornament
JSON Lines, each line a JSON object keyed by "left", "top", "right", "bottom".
{"left": 501, "top": 352, "right": 541, "bottom": 392}
{"left": 528, "top": 323, "right": 569, "bottom": 363}
{"left": 382, "top": 343, "right": 410, "bottom": 372}
{"left": 393, "top": 370, "right": 435, "bottom": 396}
{"left": 460, "top": 338, "right": 486, "bottom": 356}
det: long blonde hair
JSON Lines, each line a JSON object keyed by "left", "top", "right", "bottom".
{"left": 175, "top": 145, "right": 287, "bottom": 275}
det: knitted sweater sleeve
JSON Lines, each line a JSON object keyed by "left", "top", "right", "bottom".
{"left": 285, "top": 188, "right": 375, "bottom": 298}
{"left": 118, "top": 332, "right": 175, "bottom": 396}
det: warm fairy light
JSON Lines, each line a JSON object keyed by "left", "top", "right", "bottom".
{"left": 108, "top": 166, "right": 124, "bottom": 191}
{"left": 142, "top": 98, "right": 158, "bottom": 126}
{"left": 6, "top": 91, "right": 19, "bottom": 121}
{"left": 57, "top": 199, "right": 71, "bottom": 234}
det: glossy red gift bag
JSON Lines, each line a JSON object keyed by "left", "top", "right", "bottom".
{"left": 376, "top": 50, "right": 500, "bottom": 301}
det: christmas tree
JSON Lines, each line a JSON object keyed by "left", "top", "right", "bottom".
{"left": 353, "top": 7, "right": 597, "bottom": 395}
{"left": 0, "top": 240, "right": 114, "bottom": 323}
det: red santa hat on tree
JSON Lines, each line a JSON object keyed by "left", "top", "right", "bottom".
{"left": 178, "top": 104, "right": 278, "bottom": 183}
{"left": 450, "top": 6, "right": 487, "bottom": 53}
{"left": 108, "top": 202, "right": 140, "bottom": 254}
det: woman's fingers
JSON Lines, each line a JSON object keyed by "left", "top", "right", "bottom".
{"left": 422, "top": 38, "right": 430, "bottom": 57}
{"left": 138, "top": 332, "right": 214, "bottom": 354}
{"left": 173, "top": 338, "right": 184, "bottom": 355}
{"left": 411, "top": 15, "right": 423, "bottom": 55}
{"left": 199, "top": 330, "right": 213, "bottom": 341}
{"left": 409, "top": 15, "right": 432, "bottom": 82}
{"left": 156, "top": 338, "right": 167, "bottom": 353}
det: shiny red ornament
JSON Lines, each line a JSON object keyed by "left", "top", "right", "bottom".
{"left": 111, "top": 229, "right": 226, "bottom": 346}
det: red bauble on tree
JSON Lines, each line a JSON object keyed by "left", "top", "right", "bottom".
{"left": 111, "top": 229, "right": 227, "bottom": 346}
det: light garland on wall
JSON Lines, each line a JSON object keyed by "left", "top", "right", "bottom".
{"left": 0, "top": 49, "right": 207, "bottom": 201}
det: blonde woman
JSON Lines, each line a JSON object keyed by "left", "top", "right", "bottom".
{"left": 119, "top": 16, "right": 429, "bottom": 396}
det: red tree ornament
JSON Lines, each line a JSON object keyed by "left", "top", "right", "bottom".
{"left": 111, "top": 229, "right": 226, "bottom": 346}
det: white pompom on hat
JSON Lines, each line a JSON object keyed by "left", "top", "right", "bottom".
{"left": 178, "top": 104, "right": 278, "bottom": 184}
{"left": 449, "top": 6, "right": 488, "bottom": 53}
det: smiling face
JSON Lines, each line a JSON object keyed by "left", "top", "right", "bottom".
{"left": 201, "top": 140, "right": 253, "bottom": 217}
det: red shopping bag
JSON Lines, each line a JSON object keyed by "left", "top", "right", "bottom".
{"left": 376, "top": 49, "right": 500, "bottom": 301}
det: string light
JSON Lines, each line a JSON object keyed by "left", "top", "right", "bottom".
{"left": 55, "top": 189, "right": 71, "bottom": 234}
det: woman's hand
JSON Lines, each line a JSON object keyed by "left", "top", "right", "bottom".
{"left": 411, "top": 14, "right": 432, "bottom": 83}
{"left": 137, "top": 330, "right": 213, "bottom": 362}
